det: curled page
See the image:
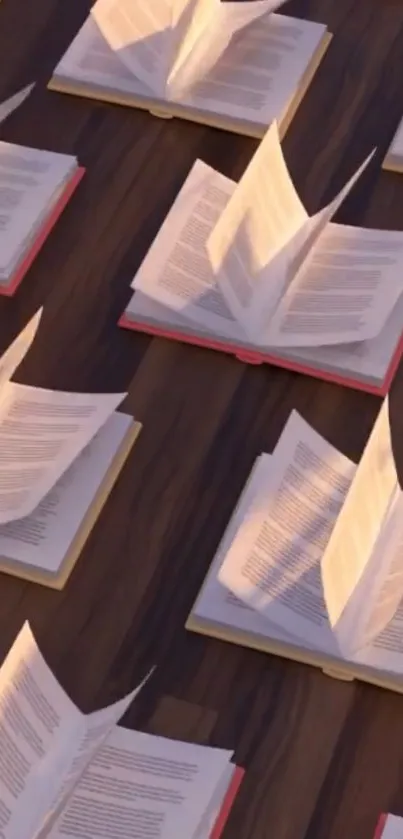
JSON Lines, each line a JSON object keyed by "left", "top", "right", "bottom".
{"left": 91, "top": 0, "right": 173, "bottom": 96}
{"left": 0, "top": 84, "right": 35, "bottom": 125}
{"left": 218, "top": 410, "right": 356, "bottom": 653}
{"left": 321, "top": 398, "right": 400, "bottom": 655}
{"left": 0, "top": 620, "right": 151, "bottom": 839}
{"left": 207, "top": 121, "right": 308, "bottom": 339}
{"left": 208, "top": 122, "right": 375, "bottom": 343}
{"left": 0, "top": 309, "right": 42, "bottom": 391}
{"left": 168, "top": 0, "right": 282, "bottom": 97}
{"left": 0, "top": 621, "right": 84, "bottom": 839}
{"left": 34, "top": 671, "right": 154, "bottom": 839}
{"left": 0, "top": 384, "right": 126, "bottom": 524}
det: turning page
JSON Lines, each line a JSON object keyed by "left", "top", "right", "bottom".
{"left": 218, "top": 410, "right": 356, "bottom": 653}
{"left": 0, "top": 622, "right": 147, "bottom": 839}
{"left": 132, "top": 159, "right": 243, "bottom": 337}
{"left": 92, "top": 0, "right": 177, "bottom": 96}
{"left": 0, "top": 309, "right": 42, "bottom": 391}
{"left": 168, "top": 0, "right": 283, "bottom": 97}
{"left": 47, "top": 727, "right": 233, "bottom": 839}
{"left": 0, "top": 411, "right": 134, "bottom": 577}
{"left": 0, "top": 84, "right": 34, "bottom": 125}
{"left": 207, "top": 122, "right": 374, "bottom": 342}
{"left": 321, "top": 398, "right": 401, "bottom": 656}
{"left": 208, "top": 121, "right": 308, "bottom": 337}
{"left": 0, "top": 383, "right": 126, "bottom": 523}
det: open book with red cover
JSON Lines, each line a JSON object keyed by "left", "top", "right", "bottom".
{"left": 0, "top": 85, "right": 84, "bottom": 295}
{"left": 0, "top": 621, "right": 244, "bottom": 839}
{"left": 120, "top": 122, "right": 403, "bottom": 395}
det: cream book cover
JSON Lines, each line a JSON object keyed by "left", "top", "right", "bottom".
{"left": 0, "top": 311, "right": 141, "bottom": 587}
{"left": 187, "top": 399, "right": 403, "bottom": 696}
{"left": 48, "top": 0, "right": 331, "bottom": 138}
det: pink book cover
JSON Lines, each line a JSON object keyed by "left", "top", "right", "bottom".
{"left": 1, "top": 166, "right": 85, "bottom": 297}
{"left": 210, "top": 766, "right": 244, "bottom": 839}
{"left": 118, "top": 315, "right": 403, "bottom": 397}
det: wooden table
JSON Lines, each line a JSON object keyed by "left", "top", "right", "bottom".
{"left": 1, "top": 0, "right": 403, "bottom": 836}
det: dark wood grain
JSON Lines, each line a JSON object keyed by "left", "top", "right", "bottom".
{"left": 0, "top": 0, "right": 403, "bottom": 836}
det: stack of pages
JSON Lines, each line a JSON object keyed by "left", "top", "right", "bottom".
{"left": 0, "top": 622, "right": 243, "bottom": 839}
{"left": 0, "top": 310, "right": 140, "bottom": 588}
{"left": 48, "top": 0, "right": 331, "bottom": 138}
{"left": 122, "top": 122, "right": 403, "bottom": 395}
{"left": 0, "top": 86, "right": 84, "bottom": 295}
{"left": 187, "top": 397, "right": 403, "bottom": 695}
{"left": 383, "top": 117, "right": 403, "bottom": 173}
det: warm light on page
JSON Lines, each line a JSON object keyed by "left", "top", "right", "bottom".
{"left": 0, "top": 309, "right": 42, "bottom": 390}
{"left": 0, "top": 84, "right": 35, "bottom": 125}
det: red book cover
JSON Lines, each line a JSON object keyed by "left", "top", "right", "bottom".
{"left": 2, "top": 166, "right": 85, "bottom": 296}
{"left": 210, "top": 766, "right": 244, "bottom": 839}
{"left": 118, "top": 315, "right": 403, "bottom": 397}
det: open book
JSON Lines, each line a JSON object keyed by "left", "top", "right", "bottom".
{"left": 0, "top": 310, "right": 141, "bottom": 588}
{"left": 0, "top": 622, "right": 243, "bottom": 839}
{"left": 383, "top": 117, "right": 403, "bottom": 173}
{"left": 48, "top": 0, "right": 331, "bottom": 138}
{"left": 121, "top": 121, "right": 403, "bottom": 395}
{"left": 0, "top": 85, "right": 84, "bottom": 295}
{"left": 187, "top": 399, "right": 403, "bottom": 695}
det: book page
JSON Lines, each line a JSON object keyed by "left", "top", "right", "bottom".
{"left": 168, "top": 0, "right": 217, "bottom": 96}
{"left": 357, "top": 593, "right": 403, "bottom": 676}
{"left": 348, "top": 491, "right": 403, "bottom": 656}
{"left": 171, "top": 13, "right": 327, "bottom": 127}
{"left": 48, "top": 727, "right": 233, "bottom": 839}
{"left": 52, "top": 17, "right": 155, "bottom": 96}
{"left": 169, "top": 0, "right": 281, "bottom": 97}
{"left": 265, "top": 221, "right": 403, "bottom": 347}
{"left": 34, "top": 674, "right": 152, "bottom": 839}
{"left": 0, "top": 85, "right": 34, "bottom": 126}
{"left": 0, "top": 382, "right": 125, "bottom": 524}
{"left": 91, "top": 0, "right": 173, "bottom": 96}
{"left": 208, "top": 130, "right": 374, "bottom": 343}
{"left": 190, "top": 454, "right": 321, "bottom": 650}
{"left": 321, "top": 398, "right": 398, "bottom": 656}
{"left": 218, "top": 410, "right": 356, "bottom": 652}
{"left": 0, "top": 144, "right": 76, "bottom": 275}
{"left": 0, "top": 622, "right": 85, "bottom": 839}
{"left": 207, "top": 121, "right": 308, "bottom": 338}
{"left": 0, "top": 309, "right": 42, "bottom": 392}
{"left": 0, "top": 412, "right": 132, "bottom": 574}
{"left": 133, "top": 159, "right": 245, "bottom": 337}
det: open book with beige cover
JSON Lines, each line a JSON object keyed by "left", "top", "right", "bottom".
{"left": 0, "top": 311, "right": 140, "bottom": 588}
{"left": 0, "top": 86, "right": 84, "bottom": 295}
{"left": 121, "top": 122, "right": 403, "bottom": 395}
{"left": 383, "top": 117, "right": 403, "bottom": 173}
{"left": 0, "top": 622, "right": 243, "bottom": 839}
{"left": 48, "top": 0, "right": 331, "bottom": 138}
{"left": 187, "top": 398, "right": 403, "bottom": 694}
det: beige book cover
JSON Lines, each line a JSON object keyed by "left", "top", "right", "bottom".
{"left": 48, "top": 0, "right": 331, "bottom": 139}
{"left": 187, "top": 403, "right": 403, "bottom": 696}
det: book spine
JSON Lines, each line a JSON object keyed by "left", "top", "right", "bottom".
{"left": 210, "top": 766, "right": 245, "bottom": 839}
